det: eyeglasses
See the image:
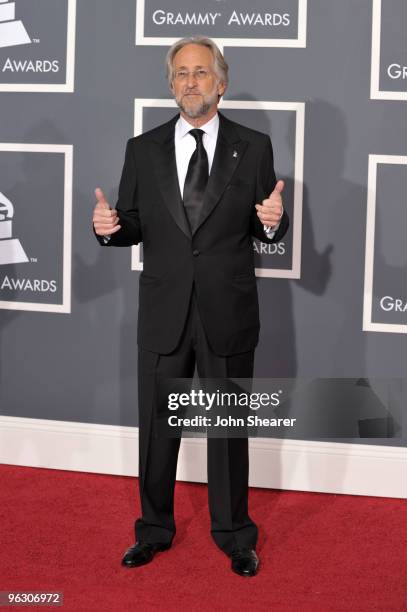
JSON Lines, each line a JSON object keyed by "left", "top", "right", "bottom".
{"left": 173, "top": 69, "right": 211, "bottom": 82}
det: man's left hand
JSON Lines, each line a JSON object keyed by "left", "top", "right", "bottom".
{"left": 255, "top": 179, "right": 284, "bottom": 228}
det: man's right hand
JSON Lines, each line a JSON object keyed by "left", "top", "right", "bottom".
{"left": 92, "top": 187, "right": 121, "bottom": 236}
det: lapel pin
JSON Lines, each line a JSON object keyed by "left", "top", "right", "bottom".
{"left": 233, "top": 150, "right": 238, "bottom": 158}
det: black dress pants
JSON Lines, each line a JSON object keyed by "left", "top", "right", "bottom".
{"left": 135, "top": 290, "right": 258, "bottom": 556}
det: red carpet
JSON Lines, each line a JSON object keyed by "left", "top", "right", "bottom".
{"left": 0, "top": 464, "right": 406, "bottom": 611}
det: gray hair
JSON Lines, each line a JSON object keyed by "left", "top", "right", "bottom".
{"left": 165, "top": 36, "right": 229, "bottom": 87}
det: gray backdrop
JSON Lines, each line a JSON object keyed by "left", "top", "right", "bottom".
{"left": 0, "top": 0, "right": 406, "bottom": 446}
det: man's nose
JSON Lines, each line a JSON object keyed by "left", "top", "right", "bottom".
{"left": 186, "top": 72, "right": 198, "bottom": 87}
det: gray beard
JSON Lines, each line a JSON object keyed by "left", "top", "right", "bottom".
{"left": 177, "top": 100, "right": 211, "bottom": 119}
{"left": 175, "top": 90, "right": 219, "bottom": 119}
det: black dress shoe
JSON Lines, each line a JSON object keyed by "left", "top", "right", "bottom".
{"left": 121, "top": 542, "right": 171, "bottom": 567}
{"left": 230, "top": 548, "right": 259, "bottom": 577}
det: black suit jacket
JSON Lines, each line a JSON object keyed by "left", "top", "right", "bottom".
{"left": 95, "top": 112, "right": 289, "bottom": 355}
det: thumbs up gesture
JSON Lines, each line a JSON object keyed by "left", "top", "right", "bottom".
{"left": 92, "top": 187, "right": 121, "bottom": 236}
{"left": 255, "top": 179, "right": 284, "bottom": 228}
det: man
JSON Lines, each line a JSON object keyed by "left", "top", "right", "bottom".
{"left": 93, "top": 36, "right": 288, "bottom": 577}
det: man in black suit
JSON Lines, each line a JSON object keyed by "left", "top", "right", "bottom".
{"left": 93, "top": 36, "right": 288, "bottom": 577}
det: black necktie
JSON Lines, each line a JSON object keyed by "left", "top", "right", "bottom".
{"left": 182, "top": 129, "right": 209, "bottom": 233}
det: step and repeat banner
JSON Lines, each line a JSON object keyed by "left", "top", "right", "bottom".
{"left": 0, "top": 0, "right": 406, "bottom": 446}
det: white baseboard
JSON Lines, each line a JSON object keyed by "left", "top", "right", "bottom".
{"left": 1, "top": 415, "right": 406, "bottom": 498}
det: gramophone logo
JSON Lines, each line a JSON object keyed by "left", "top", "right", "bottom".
{"left": 0, "top": 0, "right": 76, "bottom": 92}
{"left": 0, "top": 191, "right": 29, "bottom": 265}
{"left": 0, "top": 0, "right": 31, "bottom": 49}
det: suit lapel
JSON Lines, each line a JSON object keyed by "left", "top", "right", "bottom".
{"left": 193, "top": 112, "right": 248, "bottom": 235}
{"left": 150, "top": 115, "right": 191, "bottom": 239}
{"left": 149, "top": 112, "right": 248, "bottom": 239}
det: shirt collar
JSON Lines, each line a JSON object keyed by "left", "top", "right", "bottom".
{"left": 176, "top": 113, "right": 219, "bottom": 140}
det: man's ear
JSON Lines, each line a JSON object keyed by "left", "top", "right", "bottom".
{"left": 218, "top": 81, "right": 226, "bottom": 98}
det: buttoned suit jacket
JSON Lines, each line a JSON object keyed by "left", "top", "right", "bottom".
{"left": 95, "top": 112, "right": 289, "bottom": 356}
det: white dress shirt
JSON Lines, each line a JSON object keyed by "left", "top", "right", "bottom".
{"left": 175, "top": 113, "right": 219, "bottom": 196}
